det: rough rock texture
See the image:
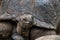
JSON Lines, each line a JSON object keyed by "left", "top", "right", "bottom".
{"left": 32, "top": 0, "right": 60, "bottom": 29}
{"left": 1, "top": 0, "right": 60, "bottom": 29}
{"left": 35, "top": 35, "right": 60, "bottom": 40}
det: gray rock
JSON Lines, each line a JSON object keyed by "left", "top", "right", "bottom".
{"left": 35, "top": 35, "right": 60, "bottom": 40}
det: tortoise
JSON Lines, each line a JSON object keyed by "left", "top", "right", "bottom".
{"left": 0, "top": 0, "right": 60, "bottom": 40}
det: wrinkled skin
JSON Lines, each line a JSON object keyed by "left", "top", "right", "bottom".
{"left": 0, "top": 22, "right": 12, "bottom": 38}
{"left": 0, "top": 22, "right": 12, "bottom": 40}
{"left": 16, "top": 14, "right": 34, "bottom": 40}
{"left": 0, "top": 22, "right": 24, "bottom": 40}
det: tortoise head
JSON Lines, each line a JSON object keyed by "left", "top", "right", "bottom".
{"left": 19, "top": 14, "right": 34, "bottom": 29}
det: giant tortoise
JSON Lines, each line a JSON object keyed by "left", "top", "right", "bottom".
{"left": 0, "top": 0, "right": 60, "bottom": 40}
